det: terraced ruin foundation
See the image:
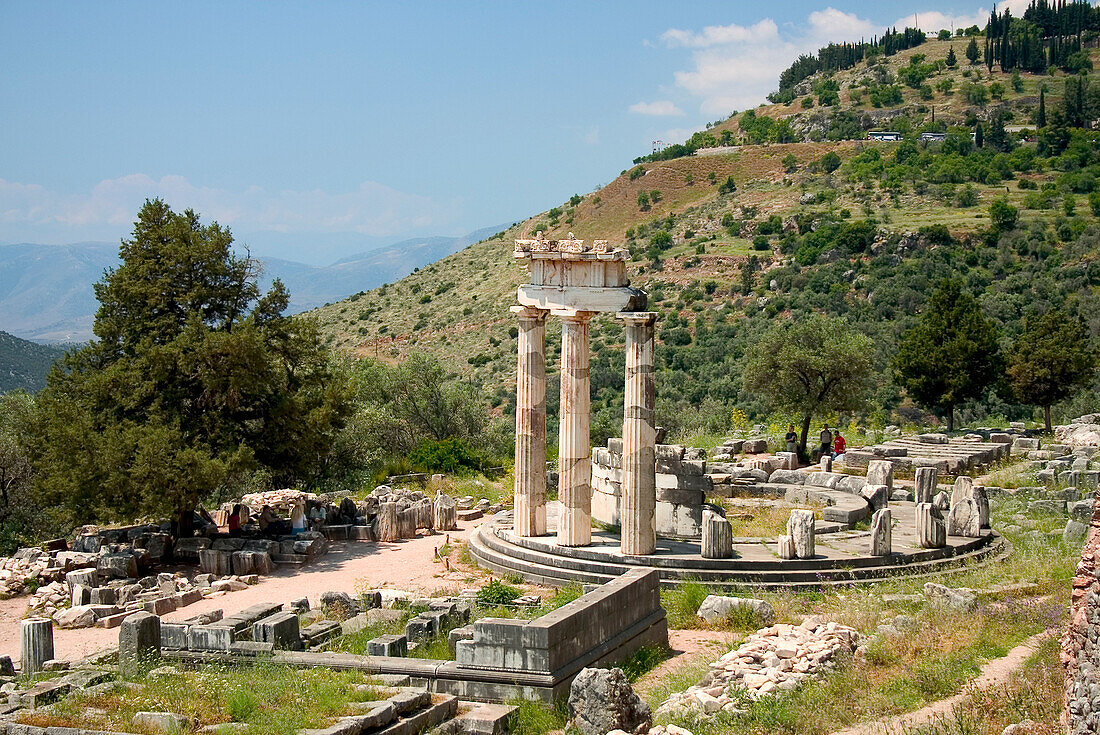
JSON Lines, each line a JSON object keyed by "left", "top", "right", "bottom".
{"left": 469, "top": 499, "right": 1008, "bottom": 590}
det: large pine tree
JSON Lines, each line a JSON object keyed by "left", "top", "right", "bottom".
{"left": 34, "top": 200, "right": 352, "bottom": 530}
{"left": 892, "top": 280, "right": 1003, "bottom": 432}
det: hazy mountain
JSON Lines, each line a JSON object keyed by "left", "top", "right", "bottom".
{"left": 0, "top": 331, "right": 66, "bottom": 392}
{"left": 0, "top": 225, "right": 505, "bottom": 342}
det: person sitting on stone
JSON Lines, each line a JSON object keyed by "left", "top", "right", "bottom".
{"left": 818, "top": 424, "right": 833, "bottom": 460}
{"left": 258, "top": 504, "right": 289, "bottom": 537}
{"left": 290, "top": 498, "right": 307, "bottom": 535}
{"left": 307, "top": 501, "right": 327, "bottom": 530}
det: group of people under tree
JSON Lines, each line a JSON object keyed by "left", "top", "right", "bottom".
{"left": 785, "top": 423, "right": 845, "bottom": 464}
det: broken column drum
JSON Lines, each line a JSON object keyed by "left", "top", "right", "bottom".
{"left": 512, "top": 234, "right": 649, "bottom": 553}
{"left": 20, "top": 618, "right": 53, "bottom": 676}
{"left": 914, "top": 467, "right": 938, "bottom": 505}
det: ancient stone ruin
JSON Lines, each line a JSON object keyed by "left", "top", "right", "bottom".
{"left": 512, "top": 233, "right": 658, "bottom": 555}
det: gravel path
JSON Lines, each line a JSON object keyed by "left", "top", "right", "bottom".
{"left": 0, "top": 519, "right": 488, "bottom": 666}
{"left": 829, "top": 630, "right": 1054, "bottom": 735}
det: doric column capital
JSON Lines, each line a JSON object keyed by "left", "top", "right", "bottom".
{"left": 617, "top": 311, "right": 658, "bottom": 326}
{"left": 511, "top": 305, "right": 548, "bottom": 323}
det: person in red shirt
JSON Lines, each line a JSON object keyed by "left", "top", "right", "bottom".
{"left": 833, "top": 431, "right": 846, "bottom": 457}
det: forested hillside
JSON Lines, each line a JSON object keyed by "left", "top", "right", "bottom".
{"left": 0, "top": 332, "right": 64, "bottom": 393}
{"left": 312, "top": 1, "right": 1100, "bottom": 444}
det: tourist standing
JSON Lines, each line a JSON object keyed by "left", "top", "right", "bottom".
{"left": 818, "top": 424, "right": 833, "bottom": 460}
{"left": 785, "top": 424, "right": 798, "bottom": 455}
{"left": 833, "top": 431, "right": 846, "bottom": 459}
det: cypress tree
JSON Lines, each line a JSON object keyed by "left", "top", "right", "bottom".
{"left": 1038, "top": 88, "right": 1047, "bottom": 127}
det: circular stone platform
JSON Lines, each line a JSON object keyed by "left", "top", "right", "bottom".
{"left": 468, "top": 500, "right": 1008, "bottom": 590}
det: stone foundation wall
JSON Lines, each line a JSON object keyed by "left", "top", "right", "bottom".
{"left": 591, "top": 439, "right": 714, "bottom": 539}
{"left": 1064, "top": 487, "right": 1100, "bottom": 734}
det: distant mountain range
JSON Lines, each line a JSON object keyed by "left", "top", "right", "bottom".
{"left": 0, "top": 331, "right": 66, "bottom": 392}
{"left": 0, "top": 225, "right": 504, "bottom": 343}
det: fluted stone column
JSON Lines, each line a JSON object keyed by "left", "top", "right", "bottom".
{"left": 21, "top": 618, "right": 53, "bottom": 676}
{"left": 558, "top": 311, "right": 595, "bottom": 547}
{"left": 619, "top": 312, "right": 657, "bottom": 555}
{"left": 513, "top": 306, "right": 548, "bottom": 537}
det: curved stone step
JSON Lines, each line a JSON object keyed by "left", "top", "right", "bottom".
{"left": 468, "top": 522, "right": 1010, "bottom": 590}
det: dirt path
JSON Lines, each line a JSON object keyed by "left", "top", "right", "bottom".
{"left": 633, "top": 629, "right": 733, "bottom": 699}
{"left": 829, "top": 630, "right": 1054, "bottom": 735}
{"left": 0, "top": 520, "right": 492, "bottom": 666}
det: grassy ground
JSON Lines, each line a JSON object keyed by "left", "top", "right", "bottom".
{"left": 901, "top": 635, "right": 1062, "bottom": 734}
{"left": 20, "top": 665, "right": 386, "bottom": 735}
{"left": 639, "top": 596, "right": 1060, "bottom": 735}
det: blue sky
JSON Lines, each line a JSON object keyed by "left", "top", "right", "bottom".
{"left": 1, "top": 1, "right": 1023, "bottom": 263}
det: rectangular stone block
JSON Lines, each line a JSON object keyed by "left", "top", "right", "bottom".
{"left": 655, "top": 486, "right": 705, "bottom": 506}
{"left": 188, "top": 624, "right": 235, "bottom": 651}
{"left": 655, "top": 472, "right": 712, "bottom": 493}
{"left": 160, "top": 622, "right": 191, "bottom": 649}
{"left": 142, "top": 596, "right": 176, "bottom": 616}
{"left": 253, "top": 611, "right": 301, "bottom": 650}
{"left": 366, "top": 634, "right": 407, "bottom": 657}
{"left": 654, "top": 444, "right": 685, "bottom": 460}
{"left": 174, "top": 588, "right": 203, "bottom": 607}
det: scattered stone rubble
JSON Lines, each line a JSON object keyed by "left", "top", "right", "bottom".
{"left": 658, "top": 618, "right": 862, "bottom": 715}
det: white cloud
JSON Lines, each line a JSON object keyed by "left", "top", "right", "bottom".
{"left": 661, "top": 7, "right": 879, "bottom": 115}
{"left": 629, "top": 100, "right": 685, "bottom": 116}
{"left": 0, "top": 174, "right": 452, "bottom": 238}
{"left": 661, "top": 19, "right": 779, "bottom": 49}
{"left": 654, "top": 2, "right": 1042, "bottom": 117}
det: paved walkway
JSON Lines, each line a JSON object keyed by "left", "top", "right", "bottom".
{"left": 0, "top": 519, "right": 488, "bottom": 666}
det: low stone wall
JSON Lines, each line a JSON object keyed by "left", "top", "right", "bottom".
{"left": 455, "top": 568, "right": 666, "bottom": 679}
{"left": 155, "top": 569, "right": 666, "bottom": 703}
{"left": 592, "top": 440, "right": 715, "bottom": 538}
{"left": 1064, "top": 487, "right": 1100, "bottom": 734}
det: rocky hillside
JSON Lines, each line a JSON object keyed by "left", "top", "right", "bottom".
{"left": 310, "top": 32, "right": 1100, "bottom": 429}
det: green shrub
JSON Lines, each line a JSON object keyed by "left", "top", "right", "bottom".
{"left": 477, "top": 579, "right": 521, "bottom": 606}
{"left": 407, "top": 438, "right": 480, "bottom": 473}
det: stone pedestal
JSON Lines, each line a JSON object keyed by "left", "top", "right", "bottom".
{"left": 947, "top": 498, "right": 981, "bottom": 537}
{"left": 619, "top": 312, "right": 657, "bottom": 556}
{"left": 558, "top": 312, "right": 595, "bottom": 547}
{"left": 513, "top": 306, "right": 548, "bottom": 537}
{"left": 398, "top": 507, "right": 417, "bottom": 538}
{"left": 119, "top": 611, "right": 160, "bottom": 677}
{"left": 867, "top": 460, "right": 894, "bottom": 492}
{"left": 787, "top": 509, "right": 815, "bottom": 559}
{"left": 20, "top": 619, "right": 53, "bottom": 676}
{"left": 951, "top": 476, "right": 974, "bottom": 507}
{"left": 433, "top": 494, "right": 458, "bottom": 531}
{"left": 701, "top": 510, "right": 733, "bottom": 559}
{"left": 375, "top": 502, "right": 399, "bottom": 542}
{"left": 914, "top": 467, "right": 938, "bottom": 504}
{"left": 870, "top": 508, "right": 892, "bottom": 556}
{"left": 916, "top": 502, "right": 947, "bottom": 548}
{"left": 819, "top": 455, "right": 832, "bottom": 472}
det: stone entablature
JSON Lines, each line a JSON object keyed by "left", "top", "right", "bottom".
{"left": 514, "top": 233, "right": 644, "bottom": 315}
